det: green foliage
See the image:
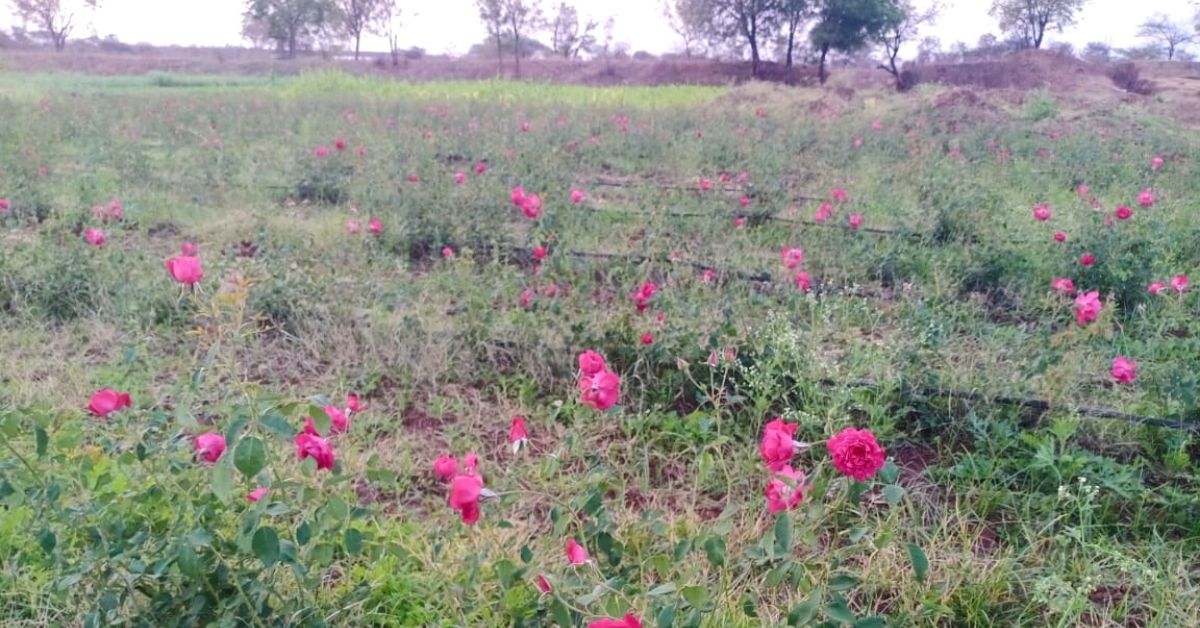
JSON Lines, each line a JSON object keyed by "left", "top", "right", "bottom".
{"left": 245, "top": 0, "right": 338, "bottom": 57}
{"left": 989, "top": 0, "right": 1088, "bottom": 49}
{"left": 0, "top": 71, "right": 1198, "bottom": 627}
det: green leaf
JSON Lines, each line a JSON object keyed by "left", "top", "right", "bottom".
{"left": 325, "top": 496, "right": 349, "bottom": 525}
{"left": 493, "top": 559, "right": 518, "bottom": 589}
{"left": 787, "top": 591, "right": 821, "bottom": 626}
{"left": 520, "top": 545, "right": 533, "bottom": 563}
{"left": 37, "top": 529, "right": 56, "bottom": 555}
{"left": 741, "top": 594, "right": 758, "bottom": 618}
{"left": 656, "top": 604, "right": 677, "bottom": 628}
{"left": 296, "top": 521, "right": 312, "bottom": 546}
{"left": 681, "top": 585, "right": 711, "bottom": 611}
{"left": 773, "top": 513, "right": 794, "bottom": 557}
{"left": 581, "top": 490, "right": 604, "bottom": 516}
{"left": 854, "top": 617, "right": 886, "bottom": 628}
{"left": 907, "top": 543, "right": 929, "bottom": 583}
{"left": 252, "top": 526, "right": 280, "bottom": 568}
{"left": 828, "top": 573, "right": 859, "bottom": 591}
{"left": 883, "top": 484, "right": 906, "bottom": 507}
{"left": 673, "top": 539, "right": 693, "bottom": 561}
{"left": 234, "top": 436, "right": 266, "bottom": 478}
{"left": 879, "top": 459, "right": 900, "bottom": 484}
{"left": 176, "top": 544, "right": 200, "bottom": 577}
{"left": 309, "top": 405, "right": 331, "bottom": 435}
{"left": 344, "top": 528, "right": 363, "bottom": 556}
{"left": 310, "top": 542, "right": 334, "bottom": 566}
{"left": 211, "top": 461, "right": 233, "bottom": 502}
{"left": 825, "top": 594, "right": 856, "bottom": 625}
{"left": 260, "top": 412, "right": 296, "bottom": 439}
{"left": 550, "top": 596, "right": 572, "bottom": 627}
{"left": 765, "top": 563, "right": 791, "bottom": 587}
{"left": 703, "top": 536, "right": 726, "bottom": 567}
{"left": 185, "top": 528, "right": 213, "bottom": 547}
{"left": 35, "top": 427, "right": 48, "bottom": 458}
{"left": 648, "top": 583, "right": 677, "bottom": 597}
{"left": 576, "top": 583, "right": 607, "bottom": 606}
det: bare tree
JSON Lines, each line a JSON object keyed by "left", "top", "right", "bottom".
{"left": 476, "top": 0, "right": 506, "bottom": 72}
{"left": 662, "top": 0, "right": 706, "bottom": 57}
{"left": 915, "top": 34, "right": 939, "bottom": 63}
{"left": 875, "top": 0, "right": 937, "bottom": 85}
{"left": 504, "top": 0, "right": 544, "bottom": 77}
{"left": 1137, "top": 14, "right": 1194, "bottom": 61}
{"left": 550, "top": 2, "right": 596, "bottom": 58}
{"left": 776, "top": 0, "right": 810, "bottom": 70}
{"left": 11, "top": 0, "right": 100, "bottom": 51}
{"left": 989, "top": 0, "right": 1088, "bottom": 49}
{"left": 337, "top": 0, "right": 393, "bottom": 60}
{"left": 382, "top": 0, "right": 402, "bottom": 65}
{"left": 680, "top": 0, "right": 777, "bottom": 78}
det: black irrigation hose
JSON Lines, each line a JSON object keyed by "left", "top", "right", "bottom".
{"left": 590, "top": 179, "right": 829, "bottom": 204}
{"left": 571, "top": 204, "right": 927, "bottom": 240}
{"left": 823, "top": 379, "right": 1200, "bottom": 432}
{"left": 505, "top": 245, "right": 1198, "bottom": 432}
{"left": 506, "top": 245, "right": 883, "bottom": 298}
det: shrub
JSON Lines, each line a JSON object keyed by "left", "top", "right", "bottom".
{"left": 1107, "top": 63, "right": 1155, "bottom": 95}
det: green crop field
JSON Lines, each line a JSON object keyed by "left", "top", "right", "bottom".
{"left": 1, "top": 71, "right": 1198, "bottom": 627}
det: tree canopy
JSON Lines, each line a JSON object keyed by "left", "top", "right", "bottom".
{"left": 244, "top": 0, "right": 336, "bottom": 58}
{"left": 10, "top": 0, "right": 100, "bottom": 51}
{"left": 810, "top": 0, "right": 902, "bottom": 83}
{"left": 989, "top": 0, "right": 1088, "bottom": 49}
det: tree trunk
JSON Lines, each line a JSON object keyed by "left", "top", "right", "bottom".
{"left": 354, "top": 34, "right": 361, "bottom": 60}
{"left": 1167, "top": 44, "right": 1175, "bottom": 61}
{"left": 515, "top": 32, "right": 522, "bottom": 78}
{"left": 785, "top": 26, "right": 795, "bottom": 70}
{"left": 749, "top": 35, "right": 759, "bottom": 78}
{"left": 494, "top": 33, "right": 503, "bottom": 75}
{"left": 819, "top": 45, "right": 829, "bottom": 85}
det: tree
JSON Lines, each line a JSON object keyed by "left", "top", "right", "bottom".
{"left": 915, "top": 34, "right": 939, "bottom": 63}
{"left": 503, "top": 0, "right": 544, "bottom": 77}
{"left": 662, "top": 0, "right": 706, "bottom": 57}
{"left": 1116, "top": 44, "right": 1164, "bottom": 61}
{"left": 11, "top": 0, "right": 99, "bottom": 51}
{"left": 245, "top": 0, "right": 336, "bottom": 58}
{"left": 476, "top": 0, "right": 506, "bottom": 73}
{"left": 874, "top": 0, "right": 937, "bottom": 86}
{"left": 776, "top": 0, "right": 810, "bottom": 70}
{"left": 549, "top": 3, "right": 597, "bottom": 58}
{"left": 810, "top": 0, "right": 901, "bottom": 84}
{"left": 337, "top": 0, "right": 393, "bottom": 60}
{"left": 700, "top": 0, "right": 778, "bottom": 78}
{"left": 382, "top": 0, "right": 402, "bottom": 65}
{"left": 989, "top": 0, "right": 1087, "bottom": 50}
{"left": 1137, "top": 14, "right": 1194, "bottom": 61}
{"left": 1081, "top": 41, "right": 1110, "bottom": 63}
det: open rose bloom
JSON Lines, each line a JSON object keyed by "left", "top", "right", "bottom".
{"left": 165, "top": 256, "right": 203, "bottom": 285}
{"left": 827, "top": 427, "right": 886, "bottom": 482}
{"left": 88, "top": 388, "right": 132, "bottom": 419}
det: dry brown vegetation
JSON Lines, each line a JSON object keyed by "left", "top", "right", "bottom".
{"left": 1, "top": 45, "right": 1196, "bottom": 116}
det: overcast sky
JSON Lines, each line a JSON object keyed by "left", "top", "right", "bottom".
{"left": 3, "top": 0, "right": 1198, "bottom": 58}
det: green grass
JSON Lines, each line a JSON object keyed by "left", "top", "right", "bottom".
{"left": 0, "top": 70, "right": 1198, "bottom": 626}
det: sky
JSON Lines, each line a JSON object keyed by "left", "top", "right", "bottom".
{"left": 2, "top": 0, "right": 1198, "bottom": 58}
